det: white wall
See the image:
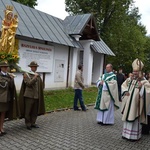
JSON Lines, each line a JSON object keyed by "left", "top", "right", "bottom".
{"left": 68, "top": 48, "right": 80, "bottom": 87}
{"left": 80, "top": 40, "right": 93, "bottom": 87}
{"left": 44, "top": 44, "right": 69, "bottom": 89}
{"left": 92, "top": 52, "right": 104, "bottom": 83}
{"left": 14, "top": 42, "right": 69, "bottom": 91}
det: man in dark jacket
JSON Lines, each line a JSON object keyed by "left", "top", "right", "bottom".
{"left": 19, "top": 61, "right": 45, "bottom": 130}
{"left": 116, "top": 68, "right": 125, "bottom": 101}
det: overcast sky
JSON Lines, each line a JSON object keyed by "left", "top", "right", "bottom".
{"left": 35, "top": 0, "right": 150, "bottom": 34}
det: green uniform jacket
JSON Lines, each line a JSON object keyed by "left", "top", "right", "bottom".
{"left": 19, "top": 73, "right": 45, "bottom": 118}
{"left": 0, "top": 72, "right": 20, "bottom": 120}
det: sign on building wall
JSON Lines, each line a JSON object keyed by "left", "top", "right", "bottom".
{"left": 18, "top": 40, "right": 54, "bottom": 72}
{"left": 54, "top": 59, "right": 65, "bottom": 82}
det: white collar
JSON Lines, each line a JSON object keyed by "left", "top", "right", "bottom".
{"left": 30, "top": 70, "right": 36, "bottom": 73}
{"left": 1, "top": 71, "right": 7, "bottom": 75}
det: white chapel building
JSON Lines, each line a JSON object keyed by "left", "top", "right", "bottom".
{"left": 0, "top": 0, "right": 115, "bottom": 90}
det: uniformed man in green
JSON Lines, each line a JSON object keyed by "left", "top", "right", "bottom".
{"left": 0, "top": 61, "right": 20, "bottom": 136}
{"left": 19, "top": 61, "right": 45, "bottom": 130}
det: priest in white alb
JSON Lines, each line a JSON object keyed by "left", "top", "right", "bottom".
{"left": 94, "top": 64, "right": 120, "bottom": 125}
{"left": 121, "top": 58, "right": 150, "bottom": 141}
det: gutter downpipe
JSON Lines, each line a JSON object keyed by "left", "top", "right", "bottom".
{"left": 103, "top": 54, "right": 106, "bottom": 73}
{"left": 66, "top": 46, "right": 71, "bottom": 88}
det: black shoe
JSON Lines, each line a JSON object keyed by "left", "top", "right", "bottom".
{"left": 0, "top": 132, "right": 4, "bottom": 136}
{"left": 82, "top": 109, "right": 86, "bottom": 111}
{"left": 27, "top": 126, "right": 32, "bottom": 130}
{"left": 97, "top": 122, "right": 102, "bottom": 125}
{"left": 128, "top": 139, "right": 138, "bottom": 142}
{"left": 82, "top": 106, "right": 87, "bottom": 111}
{"left": 1, "top": 131, "right": 7, "bottom": 135}
{"left": 74, "top": 108, "right": 81, "bottom": 111}
{"left": 101, "top": 123, "right": 113, "bottom": 126}
{"left": 122, "top": 136, "right": 127, "bottom": 139}
{"left": 31, "top": 124, "right": 39, "bottom": 128}
{"left": 84, "top": 106, "right": 88, "bottom": 110}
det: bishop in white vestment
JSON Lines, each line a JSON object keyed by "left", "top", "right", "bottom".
{"left": 121, "top": 59, "right": 150, "bottom": 141}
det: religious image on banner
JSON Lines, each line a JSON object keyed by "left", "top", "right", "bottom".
{"left": 0, "top": 5, "right": 19, "bottom": 72}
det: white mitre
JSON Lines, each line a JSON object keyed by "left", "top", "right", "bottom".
{"left": 132, "top": 58, "right": 144, "bottom": 71}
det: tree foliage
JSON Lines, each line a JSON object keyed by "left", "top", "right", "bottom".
{"left": 143, "top": 36, "right": 150, "bottom": 73}
{"left": 12, "top": 0, "right": 37, "bottom": 8}
{"left": 65, "top": 0, "right": 150, "bottom": 74}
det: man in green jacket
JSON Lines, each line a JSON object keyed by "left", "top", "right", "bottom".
{"left": 0, "top": 61, "right": 20, "bottom": 136}
{"left": 19, "top": 61, "right": 45, "bottom": 130}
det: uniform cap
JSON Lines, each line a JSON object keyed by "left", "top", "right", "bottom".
{"left": 28, "top": 61, "right": 39, "bottom": 67}
{"left": 0, "top": 61, "right": 9, "bottom": 67}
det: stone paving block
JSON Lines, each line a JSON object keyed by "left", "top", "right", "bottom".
{"left": 92, "top": 148, "right": 102, "bottom": 150}
{"left": 10, "top": 146, "right": 20, "bottom": 150}
{"left": 13, "top": 143, "right": 22, "bottom": 147}
{"left": 62, "top": 147, "right": 71, "bottom": 150}
{"left": 22, "top": 142, "right": 30, "bottom": 147}
{"left": 1, "top": 147, "right": 11, "bottom": 150}
{"left": 20, "top": 146, "right": 29, "bottom": 150}
{"left": 43, "top": 148, "right": 51, "bottom": 150}
{"left": 4, "top": 144, "right": 13, "bottom": 149}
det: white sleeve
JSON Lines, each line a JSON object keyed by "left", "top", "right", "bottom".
{"left": 139, "top": 85, "right": 144, "bottom": 97}
{"left": 96, "top": 80, "right": 101, "bottom": 87}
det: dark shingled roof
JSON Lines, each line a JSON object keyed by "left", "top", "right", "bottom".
{"left": 63, "top": 14, "right": 92, "bottom": 35}
{"left": 90, "top": 39, "right": 115, "bottom": 56}
{"left": 63, "top": 14, "right": 100, "bottom": 41}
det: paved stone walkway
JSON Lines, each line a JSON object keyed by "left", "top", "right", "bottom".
{"left": 0, "top": 105, "right": 150, "bottom": 150}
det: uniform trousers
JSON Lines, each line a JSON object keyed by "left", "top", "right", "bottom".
{"left": 24, "top": 97, "right": 39, "bottom": 127}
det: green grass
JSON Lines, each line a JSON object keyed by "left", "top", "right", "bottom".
{"left": 44, "top": 87, "right": 98, "bottom": 112}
